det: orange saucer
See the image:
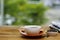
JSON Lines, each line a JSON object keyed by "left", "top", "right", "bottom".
{"left": 20, "top": 30, "right": 46, "bottom": 37}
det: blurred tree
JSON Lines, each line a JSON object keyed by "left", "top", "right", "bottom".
{"left": 4, "top": 0, "right": 48, "bottom": 25}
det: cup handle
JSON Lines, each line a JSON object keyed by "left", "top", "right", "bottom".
{"left": 39, "top": 29, "right": 44, "bottom": 35}
{"left": 18, "top": 27, "right": 27, "bottom": 35}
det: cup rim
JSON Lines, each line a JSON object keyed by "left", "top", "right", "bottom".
{"left": 23, "top": 25, "right": 41, "bottom": 28}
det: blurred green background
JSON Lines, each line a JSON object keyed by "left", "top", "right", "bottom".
{"left": 4, "top": 0, "right": 48, "bottom": 25}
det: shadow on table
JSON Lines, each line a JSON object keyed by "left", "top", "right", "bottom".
{"left": 20, "top": 35, "right": 45, "bottom": 39}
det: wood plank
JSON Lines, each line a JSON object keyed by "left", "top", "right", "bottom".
{"left": 0, "top": 26, "right": 60, "bottom": 40}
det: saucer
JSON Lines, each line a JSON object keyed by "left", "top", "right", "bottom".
{"left": 20, "top": 31, "right": 46, "bottom": 37}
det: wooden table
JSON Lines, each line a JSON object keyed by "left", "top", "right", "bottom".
{"left": 0, "top": 26, "right": 60, "bottom": 40}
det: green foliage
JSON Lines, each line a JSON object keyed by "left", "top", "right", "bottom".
{"left": 4, "top": 0, "right": 48, "bottom": 25}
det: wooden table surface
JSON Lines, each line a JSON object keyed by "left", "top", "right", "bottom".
{"left": 0, "top": 25, "right": 60, "bottom": 40}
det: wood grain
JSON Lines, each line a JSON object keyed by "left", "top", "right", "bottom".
{"left": 0, "top": 26, "right": 60, "bottom": 40}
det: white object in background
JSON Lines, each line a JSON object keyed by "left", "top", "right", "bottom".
{"left": 6, "top": 19, "right": 12, "bottom": 25}
{"left": 44, "top": 0, "right": 52, "bottom": 7}
{"left": 5, "top": 17, "right": 15, "bottom": 25}
{"left": 0, "top": 0, "right": 4, "bottom": 25}
{"left": 49, "top": 21, "right": 60, "bottom": 31}
{"left": 5, "top": 14, "right": 15, "bottom": 25}
{"left": 51, "top": 21, "right": 60, "bottom": 27}
{"left": 55, "top": 0, "right": 60, "bottom": 4}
